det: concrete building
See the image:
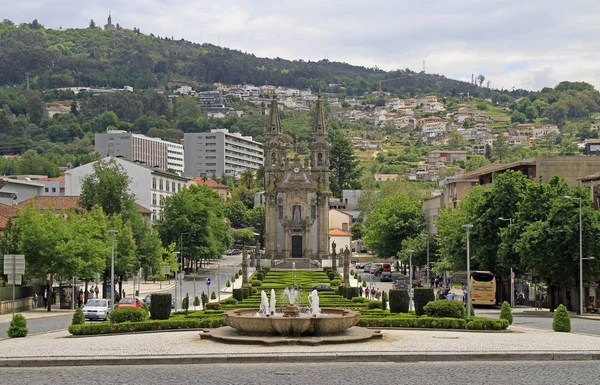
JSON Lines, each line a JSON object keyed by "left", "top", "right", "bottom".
{"left": 184, "top": 129, "right": 263, "bottom": 179}
{"left": 95, "top": 131, "right": 185, "bottom": 175}
{"left": 65, "top": 157, "right": 191, "bottom": 221}
{"left": 328, "top": 209, "right": 352, "bottom": 254}
{"left": 0, "top": 178, "right": 44, "bottom": 205}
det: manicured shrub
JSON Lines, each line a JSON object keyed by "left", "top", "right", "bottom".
{"left": 552, "top": 304, "right": 571, "bottom": 332}
{"left": 251, "top": 280, "right": 262, "bottom": 287}
{"left": 254, "top": 272, "right": 264, "bottom": 281}
{"left": 389, "top": 290, "right": 410, "bottom": 313}
{"left": 362, "top": 280, "right": 367, "bottom": 287}
{"left": 413, "top": 288, "right": 435, "bottom": 316}
{"left": 323, "top": 267, "right": 331, "bottom": 273}
{"left": 234, "top": 273, "right": 239, "bottom": 280}
{"left": 206, "top": 302, "right": 222, "bottom": 310}
{"left": 72, "top": 308, "right": 85, "bottom": 326}
{"left": 358, "top": 276, "right": 362, "bottom": 282}
{"left": 182, "top": 295, "right": 189, "bottom": 314}
{"left": 220, "top": 297, "right": 238, "bottom": 305}
{"left": 352, "top": 297, "right": 367, "bottom": 303}
{"left": 238, "top": 269, "right": 242, "bottom": 275}
{"left": 150, "top": 293, "right": 172, "bottom": 320}
{"left": 194, "top": 296, "right": 200, "bottom": 307}
{"left": 499, "top": 301, "right": 513, "bottom": 325}
{"left": 327, "top": 271, "right": 337, "bottom": 280}
{"left": 142, "top": 302, "right": 149, "bottom": 314}
{"left": 211, "top": 291, "right": 217, "bottom": 300}
{"left": 68, "top": 317, "right": 225, "bottom": 335}
{"left": 232, "top": 288, "right": 244, "bottom": 302}
{"left": 7, "top": 314, "right": 28, "bottom": 338}
{"left": 368, "top": 300, "right": 383, "bottom": 310}
{"left": 242, "top": 287, "right": 250, "bottom": 299}
{"left": 350, "top": 269, "right": 354, "bottom": 276}
{"left": 330, "top": 279, "right": 341, "bottom": 287}
{"left": 110, "top": 307, "right": 148, "bottom": 324}
{"left": 201, "top": 292, "right": 208, "bottom": 309}
{"left": 226, "top": 280, "right": 231, "bottom": 288}
{"left": 338, "top": 285, "right": 347, "bottom": 298}
{"left": 382, "top": 291, "right": 388, "bottom": 311}
{"left": 345, "top": 287, "right": 359, "bottom": 300}
{"left": 251, "top": 287, "right": 258, "bottom": 294}
{"left": 263, "top": 266, "right": 271, "bottom": 273}
{"left": 423, "top": 300, "right": 465, "bottom": 318}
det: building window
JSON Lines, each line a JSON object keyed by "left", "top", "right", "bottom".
{"left": 160, "top": 195, "right": 164, "bottom": 205}
{"left": 166, "top": 182, "right": 170, "bottom": 192}
{"left": 317, "top": 152, "right": 323, "bottom": 166}
{"left": 278, "top": 205, "right": 283, "bottom": 220}
{"left": 172, "top": 182, "right": 176, "bottom": 192}
{"left": 44, "top": 187, "right": 48, "bottom": 193}
{"left": 311, "top": 205, "right": 316, "bottom": 220}
{"left": 152, "top": 194, "right": 157, "bottom": 205}
{"left": 159, "top": 179, "right": 163, "bottom": 191}
{"left": 152, "top": 178, "right": 157, "bottom": 189}
{"left": 292, "top": 205, "right": 301, "bottom": 222}
{"left": 342, "top": 223, "right": 349, "bottom": 232}
{"left": 52, "top": 187, "right": 56, "bottom": 193}
{"left": 178, "top": 183, "right": 182, "bottom": 191}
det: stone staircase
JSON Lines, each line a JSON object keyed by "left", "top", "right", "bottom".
{"left": 272, "top": 258, "right": 321, "bottom": 270}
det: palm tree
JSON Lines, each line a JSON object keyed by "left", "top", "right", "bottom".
{"left": 240, "top": 169, "right": 255, "bottom": 190}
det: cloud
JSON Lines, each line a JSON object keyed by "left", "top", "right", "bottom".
{"left": 3, "top": 0, "right": 600, "bottom": 90}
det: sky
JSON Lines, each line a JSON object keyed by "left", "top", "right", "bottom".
{"left": 3, "top": 0, "right": 600, "bottom": 91}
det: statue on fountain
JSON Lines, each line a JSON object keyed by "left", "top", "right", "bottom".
{"left": 331, "top": 240, "right": 337, "bottom": 270}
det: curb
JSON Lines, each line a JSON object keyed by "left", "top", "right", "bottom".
{"left": 1, "top": 351, "right": 599, "bottom": 367}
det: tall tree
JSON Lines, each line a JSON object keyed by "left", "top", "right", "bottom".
{"left": 329, "top": 130, "right": 360, "bottom": 198}
{"left": 79, "top": 157, "right": 133, "bottom": 216}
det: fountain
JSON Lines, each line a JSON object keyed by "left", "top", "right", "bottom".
{"left": 308, "top": 289, "right": 320, "bottom": 317}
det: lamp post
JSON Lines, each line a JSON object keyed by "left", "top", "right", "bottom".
{"left": 564, "top": 196, "right": 585, "bottom": 314}
{"left": 173, "top": 251, "right": 180, "bottom": 310}
{"left": 498, "top": 217, "right": 514, "bottom": 308}
{"left": 462, "top": 224, "right": 473, "bottom": 318}
{"left": 407, "top": 249, "right": 414, "bottom": 311}
{"left": 108, "top": 229, "right": 118, "bottom": 312}
{"left": 179, "top": 232, "right": 188, "bottom": 310}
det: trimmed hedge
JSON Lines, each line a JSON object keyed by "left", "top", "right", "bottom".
{"left": 242, "top": 287, "right": 250, "bottom": 299}
{"left": 345, "top": 287, "right": 359, "bottom": 300}
{"left": 254, "top": 272, "right": 264, "bottom": 281}
{"left": 423, "top": 300, "right": 465, "bottom": 318}
{"left": 194, "top": 296, "right": 201, "bottom": 307}
{"left": 358, "top": 316, "right": 508, "bottom": 330}
{"left": 337, "top": 286, "right": 347, "bottom": 298}
{"left": 206, "top": 302, "right": 222, "bottom": 310}
{"left": 330, "top": 279, "right": 341, "bottom": 287}
{"left": 467, "top": 317, "right": 509, "bottom": 330}
{"left": 109, "top": 307, "right": 148, "bottom": 324}
{"left": 232, "top": 288, "right": 244, "bottom": 302}
{"left": 7, "top": 314, "right": 28, "bottom": 338}
{"left": 263, "top": 266, "right": 271, "bottom": 273}
{"left": 500, "top": 301, "right": 513, "bottom": 325}
{"left": 150, "top": 293, "right": 172, "bottom": 320}
{"left": 382, "top": 291, "right": 388, "bottom": 311}
{"left": 68, "top": 318, "right": 226, "bottom": 335}
{"left": 219, "top": 297, "right": 238, "bottom": 305}
{"left": 368, "top": 301, "right": 383, "bottom": 310}
{"left": 553, "top": 304, "right": 571, "bottom": 332}
{"left": 72, "top": 308, "right": 85, "bottom": 326}
{"left": 251, "top": 280, "right": 262, "bottom": 287}
{"left": 352, "top": 297, "right": 367, "bottom": 303}
{"left": 389, "top": 290, "right": 410, "bottom": 313}
{"left": 413, "top": 288, "right": 435, "bottom": 316}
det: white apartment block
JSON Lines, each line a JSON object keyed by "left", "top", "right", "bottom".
{"left": 184, "top": 129, "right": 264, "bottom": 179}
{"left": 65, "top": 157, "right": 191, "bottom": 221}
{"left": 95, "top": 131, "right": 185, "bottom": 175}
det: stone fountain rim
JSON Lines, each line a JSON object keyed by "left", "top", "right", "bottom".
{"left": 224, "top": 307, "right": 357, "bottom": 319}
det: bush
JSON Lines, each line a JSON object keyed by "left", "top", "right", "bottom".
{"left": 206, "top": 302, "right": 222, "bottom": 310}
{"left": 234, "top": 273, "right": 239, "bottom": 280}
{"left": 251, "top": 280, "right": 262, "bottom": 287}
{"left": 553, "top": 304, "right": 571, "bottom": 332}
{"left": 201, "top": 292, "right": 208, "bottom": 309}
{"left": 362, "top": 280, "right": 367, "bottom": 287}
{"left": 68, "top": 317, "right": 225, "bottom": 335}
{"left": 423, "top": 300, "right": 465, "bottom": 318}
{"left": 499, "top": 301, "right": 513, "bottom": 325}
{"left": 220, "top": 297, "right": 238, "bottom": 305}
{"left": 323, "top": 267, "right": 331, "bottom": 273}
{"left": 350, "top": 269, "right": 354, "bottom": 276}
{"left": 194, "top": 296, "right": 200, "bottom": 307}
{"left": 182, "top": 296, "right": 189, "bottom": 314}
{"left": 238, "top": 269, "right": 242, "bottom": 275}
{"left": 263, "top": 266, "right": 271, "bottom": 273}
{"left": 72, "top": 308, "right": 85, "bottom": 326}
{"left": 226, "top": 280, "right": 231, "bottom": 288}
{"left": 232, "top": 288, "right": 244, "bottom": 302}
{"left": 345, "top": 287, "right": 359, "bottom": 300}
{"left": 211, "top": 291, "right": 217, "bottom": 300}
{"left": 413, "top": 288, "right": 435, "bottom": 316}
{"left": 358, "top": 276, "right": 362, "bottom": 282}
{"left": 255, "top": 272, "right": 264, "bottom": 281}
{"left": 242, "top": 287, "right": 250, "bottom": 299}
{"left": 382, "top": 291, "right": 388, "bottom": 311}
{"left": 467, "top": 317, "right": 509, "bottom": 330}
{"left": 150, "top": 293, "right": 172, "bottom": 320}
{"left": 142, "top": 302, "right": 149, "bottom": 314}
{"left": 330, "top": 279, "right": 341, "bottom": 287}
{"left": 389, "top": 290, "right": 410, "bottom": 313}
{"left": 110, "top": 307, "right": 149, "bottom": 324}
{"left": 352, "top": 297, "right": 367, "bottom": 303}
{"left": 327, "top": 271, "right": 337, "bottom": 281}
{"left": 368, "top": 301, "right": 383, "bottom": 310}
{"left": 251, "top": 287, "right": 258, "bottom": 295}
{"left": 337, "top": 285, "right": 347, "bottom": 298}
{"left": 7, "top": 314, "right": 28, "bottom": 338}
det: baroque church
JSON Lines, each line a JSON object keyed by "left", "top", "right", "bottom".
{"left": 263, "top": 97, "right": 330, "bottom": 261}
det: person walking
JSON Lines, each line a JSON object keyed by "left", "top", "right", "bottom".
{"left": 365, "top": 287, "right": 370, "bottom": 299}
{"left": 94, "top": 286, "right": 99, "bottom": 298}
{"left": 43, "top": 288, "right": 48, "bottom": 308}
{"left": 535, "top": 290, "right": 543, "bottom": 310}
{"left": 77, "top": 290, "right": 84, "bottom": 308}
{"left": 359, "top": 286, "right": 363, "bottom": 297}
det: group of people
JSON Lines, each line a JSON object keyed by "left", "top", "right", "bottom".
{"left": 359, "top": 286, "right": 382, "bottom": 300}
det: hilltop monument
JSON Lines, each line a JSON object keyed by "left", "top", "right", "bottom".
{"left": 263, "top": 96, "right": 330, "bottom": 261}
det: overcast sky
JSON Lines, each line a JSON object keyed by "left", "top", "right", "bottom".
{"left": 3, "top": 0, "right": 600, "bottom": 91}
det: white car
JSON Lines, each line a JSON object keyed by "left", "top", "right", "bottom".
{"left": 82, "top": 298, "right": 112, "bottom": 321}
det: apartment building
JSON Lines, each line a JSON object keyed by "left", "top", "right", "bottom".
{"left": 184, "top": 129, "right": 264, "bottom": 179}
{"left": 95, "top": 131, "right": 185, "bottom": 175}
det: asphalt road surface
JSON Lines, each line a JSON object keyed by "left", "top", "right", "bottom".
{"left": 1, "top": 362, "right": 598, "bottom": 385}
{"left": 0, "top": 314, "right": 71, "bottom": 337}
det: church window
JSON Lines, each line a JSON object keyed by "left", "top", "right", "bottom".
{"left": 311, "top": 205, "right": 316, "bottom": 219}
{"left": 317, "top": 152, "right": 323, "bottom": 166}
{"left": 292, "top": 205, "right": 301, "bottom": 222}
{"left": 271, "top": 152, "right": 277, "bottom": 166}
{"left": 278, "top": 205, "right": 283, "bottom": 219}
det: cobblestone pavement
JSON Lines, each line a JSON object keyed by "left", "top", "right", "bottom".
{"left": 1, "top": 361, "right": 598, "bottom": 385}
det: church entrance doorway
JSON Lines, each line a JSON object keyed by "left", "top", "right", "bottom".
{"left": 291, "top": 236, "right": 303, "bottom": 258}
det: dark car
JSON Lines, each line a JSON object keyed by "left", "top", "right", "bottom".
{"left": 380, "top": 271, "right": 393, "bottom": 282}
{"left": 312, "top": 284, "right": 335, "bottom": 292}
{"left": 226, "top": 249, "right": 242, "bottom": 256}
{"left": 393, "top": 279, "right": 408, "bottom": 289}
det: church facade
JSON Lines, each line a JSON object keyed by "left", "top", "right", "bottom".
{"left": 263, "top": 97, "right": 330, "bottom": 261}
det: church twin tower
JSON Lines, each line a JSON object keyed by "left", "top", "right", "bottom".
{"left": 263, "top": 97, "right": 330, "bottom": 261}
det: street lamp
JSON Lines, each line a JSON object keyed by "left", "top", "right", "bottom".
{"left": 498, "top": 217, "right": 514, "bottom": 308}
{"left": 407, "top": 249, "right": 414, "bottom": 311}
{"left": 462, "top": 224, "right": 473, "bottom": 318}
{"left": 564, "top": 196, "right": 589, "bottom": 315}
{"left": 179, "top": 232, "right": 189, "bottom": 309}
{"left": 173, "top": 251, "right": 180, "bottom": 310}
{"left": 108, "top": 229, "right": 118, "bottom": 312}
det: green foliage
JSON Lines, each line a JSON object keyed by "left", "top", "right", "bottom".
{"left": 423, "top": 300, "right": 465, "bottom": 318}
{"left": 500, "top": 301, "right": 513, "bottom": 325}
{"left": 389, "top": 290, "right": 410, "bottom": 313}
{"left": 226, "top": 280, "right": 231, "bottom": 288}
{"left": 345, "top": 287, "right": 359, "bottom": 300}
{"left": 7, "top": 314, "right": 28, "bottom": 338}
{"left": 362, "top": 280, "right": 367, "bottom": 287}
{"left": 219, "top": 297, "right": 238, "bottom": 305}
{"left": 232, "top": 288, "right": 244, "bottom": 302}
{"left": 242, "top": 288, "right": 250, "bottom": 299}
{"left": 182, "top": 295, "right": 189, "bottom": 314}
{"left": 72, "top": 308, "right": 85, "bottom": 326}
{"left": 329, "top": 129, "right": 361, "bottom": 198}
{"left": 210, "top": 291, "right": 217, "bottom": 300}
{"left": 251, "top": 280, "right": 262, "bottom": 287}
{"left": 552, "top": 304, "right": 571, "bottom": 332}
{"left": 194, "top": 296, "right": 200, "bottom": 307}
{"left": 368, "top": 300, "right": 383, "bottom": 310}
{"left": 413, "top": 288, "right": 435, "bottom": 316}
{"left": 233, "top": 229, "right": 255, "bottom": 245}
{"left": 68, "top": 317, "right": 224, "bottom": 335}
{"left": 149, "top": 293, "right": 172, "bottom": 320}
{"left": 262, "top": 266, "right": 271, "bottom": 273}
{"left": 206, "top": 302, "right": 222, "bottom": 310}
{"left": 142, "top": 302, "right": 149, "bottom": 313}
{"left": 329, "top": 279, "right": 341, "bottom": 287}
{"left": 109, "top": 307, "right": 149, "bottom": 324}
{"left": 79, "top": 157, "right": 133, "bottom": 216}
{"left": 382, "top": 291, "right": 388, "bottom": 311}
{"left": 352, "top": 296, "right": 367, "bottom": 303}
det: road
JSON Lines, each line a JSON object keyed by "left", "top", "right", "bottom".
{"left": 1, "top": 361, "right": 598, "bottom": 385}
{"left": 0, "top": 314, "right": 72, "bottom": 337}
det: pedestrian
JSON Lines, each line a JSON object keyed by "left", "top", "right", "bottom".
{"left": 33, "top": 293, "right": 38, "bottom": 309}
{"left": 94, "top": 286, "right": 99, "bottom": 298}
{"left": 365, "top": 287, "right": 370, "bottom": 298}
{"left": 535, "top": 290, "right": 543, "bottom": 310}
{"left": 43, "top": 288, "right": 48, "bottom": 308}
{"left": 371, "top": 287, "right": 375, "bottom": 300}
{"left": 376, "top": 288, "right": 381, "bottom": 300}
{"left": 77, "top": 290, "right": 84, "bottom": 308}
{"left": 122, "top": 289, "right": 126, "bottom": 299}
{"left": 434, "top": 277, "right": 439, "bottom": 288}
{"left": 359, "top": 286, "right": 363, "bottom": 297}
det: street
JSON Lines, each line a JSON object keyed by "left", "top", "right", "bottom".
{"left": 0, "top": 314, "right": 71, "bottom": 337}
{"left": 1, "top": 361, "right": 598, "bottom": 385}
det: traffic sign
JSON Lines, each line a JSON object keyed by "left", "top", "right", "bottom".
{"left": 4, "top": 254, "right": 25, "bottom": 275}
{"left": 162, "top": 265, "right": 171, "bottom": 275}
{"left": 206, "top": 278, "right": 211, "bottom": 286}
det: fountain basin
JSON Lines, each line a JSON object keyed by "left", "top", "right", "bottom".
{"left": 223, "top": 308, "right": 360, "bottom": 336}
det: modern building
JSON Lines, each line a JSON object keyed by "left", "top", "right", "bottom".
{"left": 65, "top": 157, "right": 191, "bottom": 221}
{"left": 95, "top": 131, "right": 185, "bottom": 175}
{"left": 0, "top": 177, "right": 45, "bottom": 205}
{"left": 184, "top": 129, "right": 263, "bottom": 179}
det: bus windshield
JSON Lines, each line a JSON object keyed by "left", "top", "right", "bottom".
{"left": 471, "top": 272, "right": 494, "bottom": 282}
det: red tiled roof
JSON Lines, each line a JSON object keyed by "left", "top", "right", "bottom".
{"left": 192, "top": 177, "right": 228, "bottom": 189}
{"left": 329, "top": 228, "right": 352, "bottom": 237}
{"left": 0, "top": 203, "right": 18, "bottom": 218}
{"left": 0, "top": 214, "right": 11, "bottom": 229}
{"left": 36, "top": 176, "right": 65, "bottom": 182}
{"left": 15, "top": 196, "right": 152, "bottom": 215}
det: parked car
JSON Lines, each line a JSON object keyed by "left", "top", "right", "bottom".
{"left": 363, "top": 263, "right": 373, "bottom": 273}
{"left": 226, "top": 249, "right": 242, "bottom": 256}
{"left": 144, "top": 294, "right": 152, "bottom": 306}
{"left": 380, "top": 271, "right": 393, "bottom": 282}
{"left": 82, "top": 298, "right": 112, "bottom": 321}
{"left": 312, "top": 284, "right": 335, "bottom": 292}
{"left": 393, "top": 279, "right": 408, "bottom": 289}
{"left": 370, "top": 265, "right": 383, "bottom": 276}
{"left": 382, "top": 263, "right": 392, "bottom": 272}
{"left": 117, "top": 297, "right": 142, "bottom": 308}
